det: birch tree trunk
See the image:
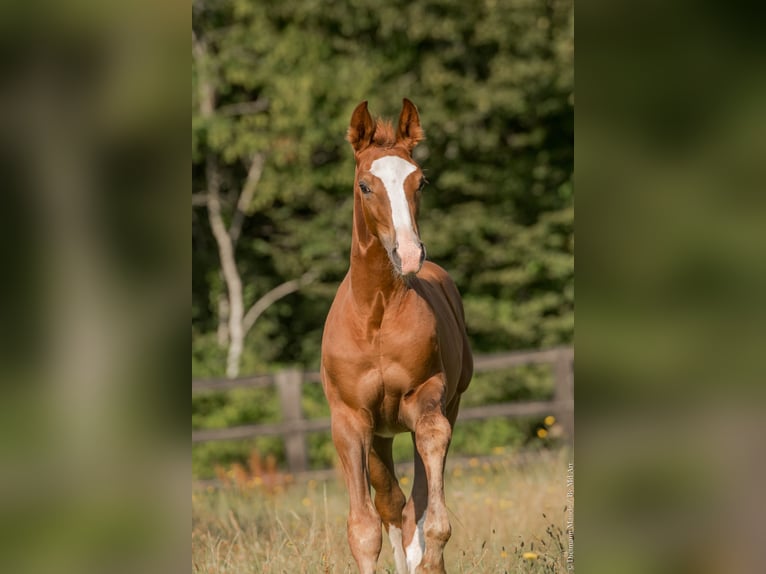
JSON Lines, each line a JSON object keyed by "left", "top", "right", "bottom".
{"left": 204, "top": 155, "right": 245, "bottom": 378}
{"left": 194, "top": 34, "right": 243, "bottom": 377}
{"left": 194, "top": 32, "right": 314, "bottom": 378}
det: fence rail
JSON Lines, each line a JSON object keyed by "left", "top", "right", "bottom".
{"left": 192, "top": 346, "right": 573, "bottom": 472}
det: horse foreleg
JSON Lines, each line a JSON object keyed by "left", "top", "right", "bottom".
{"left": 399, "top": 378, "right": 453, "bottom": 573}
{"left": 332, "top": 408, "right": 382, "bottom": 574}
{"left": 414, "top": 411, "right": 452, "bottom": 573}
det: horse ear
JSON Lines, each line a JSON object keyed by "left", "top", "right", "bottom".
{"left": 396, "top": 98, "right": 424, "bottom": 151}
{"left": 347, "top": 101, "right": 376, "bottom": 153}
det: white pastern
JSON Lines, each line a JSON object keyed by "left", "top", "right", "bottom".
{"left": 369, "top": 156, "right": 417, "bottom": 234}
{"left": 405, "top": 513, "right": 426, "bottom": 573}
{"left": 388, "top": 524, "right": 408, "bottom": 574}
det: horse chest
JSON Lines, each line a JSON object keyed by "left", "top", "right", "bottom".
{"left": 325, "top": 306, "right": 437, "bottom": 398}
{"left": 380, "top": 322, "right": 435, "bottom": 368}
{"left": 371, "top": 304, "right": 440, "bottom": 387}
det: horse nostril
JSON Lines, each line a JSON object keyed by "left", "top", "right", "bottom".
{"left": 391, "top": 249, "right": 402, "bottom": 270}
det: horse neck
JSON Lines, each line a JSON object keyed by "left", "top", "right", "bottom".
{"left": 349, "top": 191, "right": 406, "bottom": 309}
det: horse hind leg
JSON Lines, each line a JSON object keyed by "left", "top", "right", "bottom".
{"left": 369, "top": 436, "right": 408, "bottom": 574}
{"left": 331, "top": 408, "right": 382, "bottom": 574}
{"left": 401, "top": 437, "right": 428, "bottom": 573}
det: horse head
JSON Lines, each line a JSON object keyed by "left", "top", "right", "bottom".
{"left": 347, "top": 98, "right": 427, "bottom": 276}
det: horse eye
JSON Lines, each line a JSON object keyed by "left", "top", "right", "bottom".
{"left": 418, "top": 177, "right": 427, "bottom": 191}
{"left": 359, "top": 181, "right": 372, "bottom": 195}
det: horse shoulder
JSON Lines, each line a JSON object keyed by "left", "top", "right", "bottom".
{"left": 415, "top": 262, "right": 467, "bottom": 327}
{"left": 411, "top": 262, "right": 472, "bottom": 392}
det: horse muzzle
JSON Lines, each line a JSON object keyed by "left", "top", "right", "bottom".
{"left": 392, "top": 238, "right": 426, "bottom": 276}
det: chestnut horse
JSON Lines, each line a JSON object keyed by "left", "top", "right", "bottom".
{"left": 321, "top": 99, "right": 473, "bottom": 574}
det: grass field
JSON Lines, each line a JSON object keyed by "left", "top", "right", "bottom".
{"left": 192, "top": 447, "right": 573, "bottom": 573}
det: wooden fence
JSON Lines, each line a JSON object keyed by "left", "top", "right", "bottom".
{"left": 192, "top": 346, "right": 573, "bottom": 473}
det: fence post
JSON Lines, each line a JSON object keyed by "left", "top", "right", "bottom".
{"left": 275, "top": 368, "right": 308, "bottom": 473}
{"left": 553, "top": 349, "right": 574, "bottom": 442}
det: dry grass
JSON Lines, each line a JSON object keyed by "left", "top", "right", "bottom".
{"left": 192, "top": 447, "right": 573, "bottom": 573}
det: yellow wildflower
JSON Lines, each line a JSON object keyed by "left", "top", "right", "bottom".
{"left": 522, "top": 551, "right": 538, "bottom": 560}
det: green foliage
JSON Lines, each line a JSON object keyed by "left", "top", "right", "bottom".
{"left": 306, "top": 431, "right": 336, "bottom": 470}
{"left": 192, "top": 0, "right": 573, "bottom": 475}
{"left": 192, "top": 438, "right": 284, "bottom": 478}
{"left": 449, "top": 418, "right": 527, "bottom": 455}
{"left": 463, "top": 366, "right": 554, "bottom": 407}
{"left": 192, "top": 387, "right": 280, "bottom": 430}
{"left": 192, "top": 386, "right": 283, "bottom": 477}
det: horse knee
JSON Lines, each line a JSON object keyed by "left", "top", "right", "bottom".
{"left": 348, "top": 505, "right": 382, "bottom": 555}
{"left": 416, "top": 413, "right": 451, "bottom": 456}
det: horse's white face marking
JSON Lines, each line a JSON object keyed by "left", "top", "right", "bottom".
{"left": 405, "top": 513, "right": 426, "bottom": 573}
{"left": 370, "top": 155, "right": 417, "bottom": 234}
{"left": 370, "top": 155, "right": 423, "bottom": 274}
{"left": 388, "top": 524, "right": 408, "bottom": 574}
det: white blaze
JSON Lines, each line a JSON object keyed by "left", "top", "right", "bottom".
{"left": 370, "top": 155, "right": 422, "bottom": 274}
{"left": 370, "top": 155, "right": 417, "bottom": 233}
